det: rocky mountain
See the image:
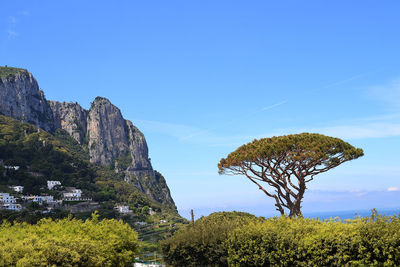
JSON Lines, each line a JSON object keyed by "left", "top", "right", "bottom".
{"left": 49, "top": 101, "right": 88, "bottom": 145}
{"left": 0, "top": 66, "right": 175, "bottom": 208}
{"left": 0, "top": 67, "right": 55, "bottom": 132}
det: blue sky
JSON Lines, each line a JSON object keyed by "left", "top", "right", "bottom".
{"left": 1, "top": 1, "right": 400, "bottom": 219}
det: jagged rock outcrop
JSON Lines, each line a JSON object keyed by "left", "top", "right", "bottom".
{"left": 125, "top": 170, "right": 175, "bottom": 206}
{"left": 0, "top": 67, "right": 175, "bottom": 208}
{"left": 49, "top": 101, "right": 88, "bottom": 144}
{"left": 86, "top": 98, "right": 174, "bottom": 206}
{"left": 87, "top": 97, "right": 152, "bottom": 169}
{"left": 0, "top": 68, "right": 55, "bottom": 132}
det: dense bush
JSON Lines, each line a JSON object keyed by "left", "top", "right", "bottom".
{"left": 0, "top": 213, "right": 139, "bottom": 266}
{"left": 161, "top": 211, "right": 264, "bottom": 266}
{"left": 227, "top": 211, "right": 400, "bottom": 266}
{"left": 161, "top": 210, "right": 400, "bottom": 266}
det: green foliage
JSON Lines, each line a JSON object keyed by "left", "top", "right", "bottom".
{"left": 0, "top": 209, "right": 70, "bottom": 225}
{"left": 0, "top": 115, "right": 96, "bottom": 194}
{"left": 0, "top": 115, "right": 182, "bottom": 257}
{"left": 227, "top": 211, "right": 400, "bottom": 266}
{"left": 218, "top": 133, "right": 364, "bottom": 217}
{"left": 0, "top": 66, "right": 27, "bottom": 78}
{"left": 0, "top": 115, "right": 176, "bottom": 215}
{"left": 0, "top": 212, "right": 138, "bottom": 266}
{"left": 142, "top": 206, "right": 150, "bottom": 215}
{"left": 161, "top": 211, "right": 263, "bottom": 266}
{"left": 218, "top": 133, "right": 364, "bottom": 174}
{"left": 114, "top": 153, "right": 133, "bottom": 170}
{"left": 53, "top": 128, "right": 89, "bottom": 161}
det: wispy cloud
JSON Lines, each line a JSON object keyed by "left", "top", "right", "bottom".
{"left": 369, "top": 78, "right": 400, "bottom": 110}
{"left": 181, "top": 100, "right": 287, "bottom": 141}
{"left": 134, "top": 119, "right": 196, "bottom": 139}
{"left": 388, "top": 187, "right": 400, "bottom": 192}
{"left": 5, "top": 11, "right": 29, "bottom": 40}
{"left": 307, "top": 123, "right": 400, "bottom": 140}
{"left": 135, "top": 118, "right": 251, "bottom": 146}
{"left": 136, "top": 117, "right": 400, "bottom": 147}
{"left": 8, "top": 16, "right": 17, "bottom": 24}
{"left": 18, "top": 10, "right": 29, "bottom": 16}
{"left": 324, "top": 72, "right": 371, "bottom": 88}
{"left": 7, "top": 30, "right": 18, "bottom": 39}
{"left": 135, "top": 76, "right": 400, "bottom": 146}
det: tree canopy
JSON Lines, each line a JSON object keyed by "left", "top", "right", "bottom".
{"left": 0, "top": 213, "right": 139, "bottom": 266}
{"left": 161, "top": 211, "right": 263, "bottom": 266}
{"left": 218, "top": 133, "right": 364, "bottom": 217}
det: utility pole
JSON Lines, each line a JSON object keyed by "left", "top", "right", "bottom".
{"left": 190, "top": 209, "right": 194, "bottom": 227}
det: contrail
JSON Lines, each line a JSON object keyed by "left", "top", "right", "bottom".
{"left": 181, "top": 100, "right": 288, "bottom": 141}
{"left": 324, "top": 71, "right": 372, "bottom": 88}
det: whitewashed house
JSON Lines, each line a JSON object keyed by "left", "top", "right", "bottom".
{"left": 63, "top": 188, "right": 82, "bottom": 200}
{"left": 10, "top": 186, "right": 24, "bottom": 193}
{"left": 47, "top": 181, "right": 61, "bottom": 190}
{"left": 2, "top": 203, "right": 22, "bottom": 211}
{"left": 5, "top": 166, "right": 20, "bottom": 171}
{"left": 134, "top": 262, "right": 165, "bottom": 267}
{"left": 116, "top": 205, "right": 131, "bottom": 214}
{"left": 0, "top": 193, "right": 16, "bottom": 203}
{"left": 33, "top": 195, "right": 55, "bottom": 205}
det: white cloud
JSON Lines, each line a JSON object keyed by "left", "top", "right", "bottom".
{"left": 18, "top": 10, "right": 29, "bottom": 16}
{"left": 369, "top": 78, "right": 400, "bottom": 110}
{"left": 8, "top": 16, "right": 17, "bottom": 24}
{"left": 309, "top": 123, "right": 400, "bottom": 140}
{"left": 7, "top": 30, "right": 18, "bottom": 39}
{"left": 388, "top": 187, "right": 400, "bottom": 192}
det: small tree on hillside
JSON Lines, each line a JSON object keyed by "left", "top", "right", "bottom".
{"left": 218, "top": 133, "right": 364, "bottom": 217}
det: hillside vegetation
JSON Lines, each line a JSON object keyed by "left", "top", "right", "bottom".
{"left": 0, "top": 213, "right": 138, "bottom": 266}
{"left": 0, "top": 115, "right": 184, "bottom": 245}
{"left": 162, "top": 210, "right": 400, "bottom": 266}
{"left": 0, "top": 66, "right": 27, "bottom": 78}
{"left": 161, "top": 211, "right": 264, "bottom": 266}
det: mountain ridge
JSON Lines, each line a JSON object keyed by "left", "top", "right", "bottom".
{"left": 0, "top": 66, "right": 175, "bottom": 208}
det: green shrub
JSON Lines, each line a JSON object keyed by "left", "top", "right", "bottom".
{"left": 161, "top": 211, "right": 264, "bottom": 266}
{"left": 0, "top": 213, "right": 139, "bottom": 266}
{"left": 227, "top": 211, "right": 400, "bottom": 266}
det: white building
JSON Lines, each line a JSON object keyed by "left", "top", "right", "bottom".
{"left": 134, "top": 262, "right": 165, "bottom": 267}
{"left": 33, "top": 195, "right": 54, "bottom": 205}
{"left": 2, "top": 203, "right": 22, "bottom": 211}
{"left": 0, "top": 193, "right": 16, "bottom": 203}
{"left": 5, "top": 166, "right": 20, "bottom": 171}
{"left": 10, "top": 186, "right": 24, "bottom": 193}
{"left": 47, "top": 181, "right": 61, "bottom": 190}
{"left": 116, "top": 205, "right": 131, "bottom": 214}
{"left": 149, "top": 207, "right": 156, "bottom": 216}
{"left": 63, "top": 188, "right": 82, "bottom": 200}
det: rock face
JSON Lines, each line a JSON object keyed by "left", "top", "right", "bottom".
{"left": 0, "top": 68, "right": 55, "bottom": 132}
{"left": 0, "top": 67, "right": 175, "bottom": 208}
{"left": 86, "top": 97, "right": 152, "bottom": 171}
{"left": 125, "top": 170, "right": 176, "bottom": 206}
{"left": 49, "top": 101, "right": 88, "bottom": 144}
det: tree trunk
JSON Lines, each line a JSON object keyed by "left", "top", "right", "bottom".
{"left": 288, "top": 183, "right": 305, "bottom": 217}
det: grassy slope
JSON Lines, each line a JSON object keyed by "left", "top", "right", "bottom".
{"left": 0, "top": 66, "right": 27, "bottom": 78}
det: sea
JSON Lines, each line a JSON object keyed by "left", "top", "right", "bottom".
{"left": 302, "top": 208, "right": 400, "bottom": 220}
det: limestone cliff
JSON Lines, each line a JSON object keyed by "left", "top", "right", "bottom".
{"left": 0, "top": 67, "right": 55, "bottom": 132}
{"left": 0, "top": 67, "right": 176, "bottom": 208}
{"left": 49, "top": 101, "right": 88, "bottom": 144}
